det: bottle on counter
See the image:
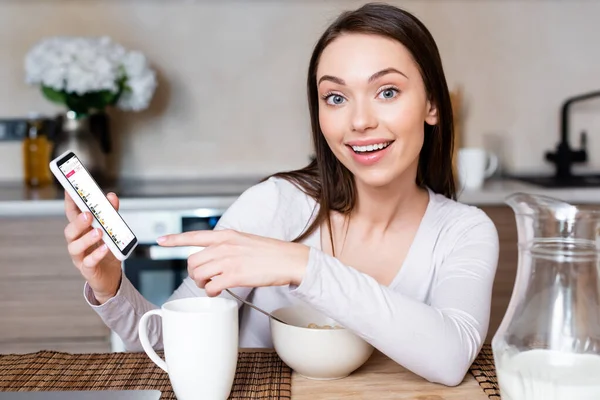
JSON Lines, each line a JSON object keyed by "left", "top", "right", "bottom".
{"left": 22, "top": 113, "right": 53, "bottom": 187}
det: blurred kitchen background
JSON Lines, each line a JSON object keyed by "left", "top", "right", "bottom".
{"left": 1, "top": 0, "right": 600, "bottom": 181}
{"left": 2, "top": 0, "right": 600, "bottom": 355}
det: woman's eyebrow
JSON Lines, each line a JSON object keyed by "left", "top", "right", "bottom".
{"left": 368, "top": 67, "right": 408, "bottom": 82}
{"left": 318, "top": 67, "right": 408, "bottom": 86}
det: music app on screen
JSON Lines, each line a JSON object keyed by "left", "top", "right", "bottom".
{"left": 60, "top": 157, "right": 135, "bottom": 250}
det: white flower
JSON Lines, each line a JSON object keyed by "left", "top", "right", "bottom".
{"left": 24, "top": 36, "right": 157, "bottom": 111}
{"left": 117, "top": 51, "right": 158, "bottom": 111}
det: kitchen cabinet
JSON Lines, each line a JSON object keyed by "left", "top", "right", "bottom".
{"left": 0, "top": 216, "right": 110, "bottom": 354}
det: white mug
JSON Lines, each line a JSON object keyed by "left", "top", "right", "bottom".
{"left": 457, "top": 147, "right": 499, "bottom": 190}
{"left": 138, "top": 297, "right": 239, "bottom": 400}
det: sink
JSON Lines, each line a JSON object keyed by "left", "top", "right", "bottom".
{"left": 510, "top": 174, "right": 600, "bottom": 188}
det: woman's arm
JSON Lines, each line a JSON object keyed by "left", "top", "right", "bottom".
{"left": 83, "top": 178, "right": 284, "bottom": 351}
{"left": 289, "top": 215, "right": 499, "bottom": 386}
{"left": 83, "top": 271, "right": 220, "bottom": 351}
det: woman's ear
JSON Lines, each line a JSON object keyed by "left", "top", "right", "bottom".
{"left": 424, "top": 100, "right": 438, "bottom": 126}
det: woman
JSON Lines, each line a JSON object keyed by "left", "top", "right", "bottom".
{"left": 63, "top": 3, "right": 499, "bottom": 386}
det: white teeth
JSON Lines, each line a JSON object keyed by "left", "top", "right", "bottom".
{"left": 351, "top": 142, "right": 391, "bottom": 153}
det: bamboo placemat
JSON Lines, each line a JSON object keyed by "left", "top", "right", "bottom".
{"left": 469, "top": 344, "right": 501, "bottom": 399}
{"left": 0, "top": 350, "right": 291, "bottom": 400}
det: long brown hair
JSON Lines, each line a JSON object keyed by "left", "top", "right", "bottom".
{"left": 267, "top": 2, "right": 455, "bottom": 251}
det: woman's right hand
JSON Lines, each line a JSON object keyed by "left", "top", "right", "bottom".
{"left": 63, "top": 190, "right": 123, "bottom": 305}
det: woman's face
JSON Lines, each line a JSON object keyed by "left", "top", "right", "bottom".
{"left": 316, "top": 33, "right": 438, "bottom": 188}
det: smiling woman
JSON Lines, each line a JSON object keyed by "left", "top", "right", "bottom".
{"left": 270, "top": 5, "right": 456, "bottom": 250}
{"left": 60, "top": 2, "right": 499, "bottom": 388}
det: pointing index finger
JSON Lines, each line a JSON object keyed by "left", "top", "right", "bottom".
{"left": 157, "top": 230, "right": 229, "bottom": 247}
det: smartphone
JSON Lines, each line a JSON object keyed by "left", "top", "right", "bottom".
{"left": 49, "top": 150, "right": 138, "bottom": 261}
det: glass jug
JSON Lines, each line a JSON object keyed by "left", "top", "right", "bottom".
{"left": 492, "top": 192, "right": 600, "bottom": 400}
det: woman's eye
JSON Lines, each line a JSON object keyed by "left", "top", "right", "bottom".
{"left": 378, "top": 88, "right": 399, "bottom": 100}
{"left": 326, "top": 94, "right": 346, "bottom": 105}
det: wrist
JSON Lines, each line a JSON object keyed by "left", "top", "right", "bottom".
{"left": 289, "top": 244, "right": 309, "bottom": 286}
{"left": 93, "top": 275, "right": 122, "bottom": 305}
{"left": 94, "top": 293, "right": 112, "bottom": 305}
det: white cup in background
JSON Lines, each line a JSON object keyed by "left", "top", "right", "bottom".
{"left": 457, "top": 148, "right": 499, "bottom": 191}
{"left": 138, "top": 297, "right": 239, "bottom": 400}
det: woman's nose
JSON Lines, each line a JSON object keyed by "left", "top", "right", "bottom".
{"left": 350, "top": 99, "right": 378, "bottom": 133}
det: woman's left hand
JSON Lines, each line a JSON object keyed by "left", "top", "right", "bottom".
{"left": 156, "top": 229, "right": 310, "bottom": 297}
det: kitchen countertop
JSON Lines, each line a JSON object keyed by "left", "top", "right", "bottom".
{"left": 1, "top": 176, "right": 600, "bottom": 217}
{"left": 457, "top": 178, "right": 600, "bottom": 205}
{"left": 0, "top": 177, "right": 263, "bottom": 216}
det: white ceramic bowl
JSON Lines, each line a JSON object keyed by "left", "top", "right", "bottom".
{"left": 270, "top": 305, "right": 374, "bottom": 380}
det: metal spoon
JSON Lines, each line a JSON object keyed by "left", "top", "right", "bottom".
{"left": 225, "top": 289, "right": 290, "bottom": 325}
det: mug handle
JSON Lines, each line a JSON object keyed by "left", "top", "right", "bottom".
{"left": 138, "top": 309, "right": 168, "bottom": 372}
{"left": 485, "top": 152, "right": 499, "bottom": 178}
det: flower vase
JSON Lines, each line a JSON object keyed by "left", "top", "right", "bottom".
{"left": 52, "top": 110, "right": 107, "bottom": 184}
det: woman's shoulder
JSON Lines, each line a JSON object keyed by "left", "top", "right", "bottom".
{"left": 217, "top": 176, "right": 317, "bottom": 239}
{"left": 237, "top": 176, "right": 316, "bottom": 209}
{"left": 423, "top": 190, "right": 500, "bottom": 286}
{"left": 426, "top": 189, "right": 499, "bottom": 246}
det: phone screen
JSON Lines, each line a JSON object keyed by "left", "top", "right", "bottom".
{"left": 57, "top": 152, "right": 137, "bottom": 254}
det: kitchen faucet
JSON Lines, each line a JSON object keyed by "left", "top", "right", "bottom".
{"left": 545, "top": 90, "right": 600, "bottom": 179}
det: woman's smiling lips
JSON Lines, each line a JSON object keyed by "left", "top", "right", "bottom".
{"left": 345, "top": 138, "right": 395, "bottom": 166}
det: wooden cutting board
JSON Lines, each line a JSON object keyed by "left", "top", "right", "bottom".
{"left": 291, "top": 350, "right": 489, "bottom": 399}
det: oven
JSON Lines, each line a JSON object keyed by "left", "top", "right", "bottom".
{"left": 111, "top": 203, "right": 230, "bottom": 352}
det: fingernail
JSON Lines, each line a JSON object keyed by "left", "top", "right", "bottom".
{"left": 156, "top": 236, "right": 166, "bottom": 244}
{"left": 93, "top": 228, "right": 100, "bottom": 238}
{"left": 101, "top": 244, "right": 108, "bottom": 252}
